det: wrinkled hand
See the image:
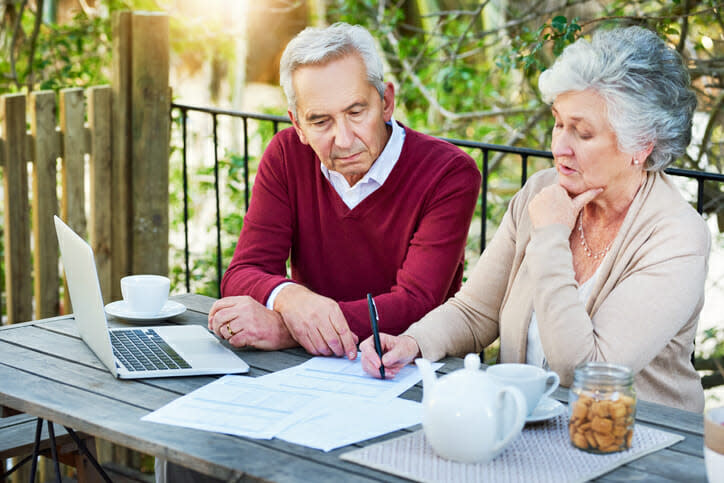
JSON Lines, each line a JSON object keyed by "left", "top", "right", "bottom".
{"left": 273, "top": 284, "right": 358, "bottom": 359}
{"left": 528, "top": 184, "right": 603, "bottom": 231}
{"left": 360, "top": 334, "right": 420, "bottom": 379}
{"left": 208, "top": 296, "right": 296, "bottom": 350}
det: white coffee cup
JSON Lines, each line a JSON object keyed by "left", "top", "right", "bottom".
{"left": 120, "top": 275, "right": 170, "bottom": 316}
{"left": 705, "top": 406, "right": 724, "bottom": 483}
{"left": 486, "top": 363, "right": 560, "bottom": 416}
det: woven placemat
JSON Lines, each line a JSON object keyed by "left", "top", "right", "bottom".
{"left": 340, "top": 414, "right": 683, "bottom": 483}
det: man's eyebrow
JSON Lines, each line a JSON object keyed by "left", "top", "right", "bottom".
{"left": 344, "top": 101, "right": 367, "bottom": 111}
{"left": 305, "top": 112, "right": 329, "bottom": 122}
{"left": 304, "top": 101, "right": 369, "bottom": 122}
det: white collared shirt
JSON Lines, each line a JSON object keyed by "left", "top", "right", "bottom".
{"left": 266, "top": 118, "right": 406, "bottom": 310}
{"left": 320, "top": 117, "right": 405, "bottom": 209}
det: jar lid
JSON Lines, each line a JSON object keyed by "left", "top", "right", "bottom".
{"left": 574, "top": 362, "right": 633, "bottom": 384}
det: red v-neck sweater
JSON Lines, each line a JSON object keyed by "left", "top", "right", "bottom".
{"left": 221, "top": 124, "right": 481, "bottom": 339}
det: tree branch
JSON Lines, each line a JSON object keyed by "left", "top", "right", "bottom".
{"left": 451, "top": 1, "right": 487, "bottom": 61}
{"left": 676, "top": 0, "right": 690, "bottom": 54}
{"left": 9, "top": 0, "right": 28, "bottom": 89}
{"left": 24, "top": 0, "right": 44, "bottom": 91}
{"left": 578, "top": 4, "right": 724, "bottom": 29}
{"left": 385, "top": 28, "right": 537, "bottom": 122}
{"left": 489, "top": 106, "right": 549, "bottom": 172}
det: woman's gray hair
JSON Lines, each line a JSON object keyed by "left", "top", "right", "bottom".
{"left": 280, "top": 22, "right": 386, "bottom": 119}
{"left": 538, "top": 26, "right": 696, "bottom": 171}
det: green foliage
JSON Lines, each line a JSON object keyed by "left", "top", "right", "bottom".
{"left": 698, "top": 326, "right": 724, "bottom": 390}
{"left": 497, "top": 16, "right": 582, "bottom": 74}
{"left": 0, "top": 0, "right": 134, "bottom": 94}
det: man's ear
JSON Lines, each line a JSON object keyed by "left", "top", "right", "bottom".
{"left": 382, "top": 82, "right": 395, "bottom": 122}
{"left": 289, "top": 110, "right": 309, "bottom": 145}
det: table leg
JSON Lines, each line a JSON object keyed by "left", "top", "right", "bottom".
{"left": 47, "top": 420, "right": 63, "bottom": 482}
{"left": 29, "top": 418, "right": 43, "bottom": 481}
{"left": 64, "top": 427, "right": 113, "bottom": 483}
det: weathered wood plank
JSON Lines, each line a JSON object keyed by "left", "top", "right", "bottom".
{"left": 111, "top": 11, "right": 132, "bottom": 301}
{"left": 59, "top": 88, "right": 86, "bottom": 315}
{"left": 0, "top": 364, "right": 389, "bottom": 482}
{"left": 1, "top": 93, "right": 33, "bottom": 324}
{"left": 0, "top": 348, "right": 170, "bottom": 412}
{"left": 622, "top": 446, "right": 707, "bottom": 481}
{"left": 172, "top": 293, "right": 216, "bottom": 314}
{"left": 130, "top": 12, "right": 170, "bottom": 277}
{"left": 667, "top": 430, "right": 704, "bottom": 458}
{"left": 30, "top": 90, "right": 61, "bottom": 320}
{"left": 59, "top": 88, "right": 86, "bottom": 236}
{"left": 598, "top": 466, "right": 682, "bottom": 482}
{"left": 88, "top": 86, "right": 114, "bottom": 304}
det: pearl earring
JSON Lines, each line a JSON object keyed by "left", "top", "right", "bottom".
{"left": 633, "top": 159, "right": 640, "bottom": 165}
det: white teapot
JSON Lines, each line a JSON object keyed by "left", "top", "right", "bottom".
{"left": 416, "top": 353, "right": 527, "bottom": 463}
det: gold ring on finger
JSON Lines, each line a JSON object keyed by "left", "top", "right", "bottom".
{"left": 226, "top": 324, "right": 235, "bottom": 337}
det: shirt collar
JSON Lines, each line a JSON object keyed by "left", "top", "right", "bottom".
{"left": 320, "top": 117, "right": 405, "bottom": 188}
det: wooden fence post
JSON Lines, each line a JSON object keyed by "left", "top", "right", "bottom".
{"left": 1, "top": 94, "right": 33, "bottom": 324}
{"left": 130, "top": 12, "right": 170, "bottom": 277}
{"left": 89, "top": 86, "right": 113, "bottom": 303}
{"left": 59, "top": 88, "right": 86, "bottom": 313}
{"left": 111, "top": 10, "right": 132, "bottom": 301}
{"left": 30, "top": 90, "right": 60, "bottom": 319}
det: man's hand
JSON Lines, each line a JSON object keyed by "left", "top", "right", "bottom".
{"left": 208, "top": 296, "right": 297, "bottom": 350}
{"left": 360, "top": 334, "right": 420, "bottom": 379}
{"left": 273, "top": 284, "right": 358, "bottom": 359}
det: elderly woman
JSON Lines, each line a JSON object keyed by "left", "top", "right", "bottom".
{"left": 361, "top": 26, "right": 710, "bottom": 412}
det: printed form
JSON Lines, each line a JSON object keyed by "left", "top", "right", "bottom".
{"left": 142, "top": 356, "right": 442, "bottom": 451}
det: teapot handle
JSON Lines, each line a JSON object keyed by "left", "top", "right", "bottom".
{"left": 491, "top": 386, "right": 527, "bottom": 454}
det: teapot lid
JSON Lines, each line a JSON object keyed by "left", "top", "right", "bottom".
{"left": 439, "top": 353, "right": 492, "bottom": 388}
{"left": 426, "top": 353, "right": 500, "bottom": 405}
{"left": 464, "top": 353, "right": 481, "bottom": 371}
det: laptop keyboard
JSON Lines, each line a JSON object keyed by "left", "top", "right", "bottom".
{"left": 110, "top": 329, "right": 192, "bottom": 372}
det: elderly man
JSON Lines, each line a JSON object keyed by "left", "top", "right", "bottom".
{"left": 207, "top": 22, "right": 480, "bottom": 360}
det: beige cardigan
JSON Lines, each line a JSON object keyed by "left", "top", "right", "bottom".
{"left": 406, "top": 168, "right": 710, "bottom": 412}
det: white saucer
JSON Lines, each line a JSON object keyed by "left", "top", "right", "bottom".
{"left": 104, "top": 300, "right": 186, "bottom": 322}
{"left": 526, "top": 396, "right": 565, "bottom": 423}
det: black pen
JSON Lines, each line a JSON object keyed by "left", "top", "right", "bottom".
{"left": 367, "top": 293, "right": 385, "bottom": 379}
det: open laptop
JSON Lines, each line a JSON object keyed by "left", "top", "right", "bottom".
{"left": 54, "top": 215, "right": 249, "bottom": 379}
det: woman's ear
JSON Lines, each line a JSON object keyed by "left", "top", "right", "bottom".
{"left": 634, "top": 143, "right": 655, "bottom": 165}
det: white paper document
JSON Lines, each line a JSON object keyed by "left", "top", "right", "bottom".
{"left": 142, "top": 375, "right": 322, "bottom": 439}
{"left": 257, "top": 355, "right": 438, "bottom": 401}
{"left": 142, "top": 356, "right": 442, "bottom": 451}
{"left": 276, "top": 395, "right": 423, "bottom": 451}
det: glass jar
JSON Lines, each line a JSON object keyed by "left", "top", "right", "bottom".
{"left": 568, "top": 362, "right": 636, "bottom": 453}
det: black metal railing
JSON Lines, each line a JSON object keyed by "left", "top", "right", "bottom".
{"left": 171, "top": 102, "right": 724, "bottom": 295}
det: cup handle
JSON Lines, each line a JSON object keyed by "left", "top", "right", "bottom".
{"left": 492, "top": 386, "right": 527, "bottom": 454}
{"left": 542, "top": 372, "right": 560, "bottom": 399}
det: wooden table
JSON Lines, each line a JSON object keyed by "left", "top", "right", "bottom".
{"left": 0, "top": 294, "right": 708, "bottom": 482}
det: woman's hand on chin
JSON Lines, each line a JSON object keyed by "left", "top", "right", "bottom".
{"left": 529, "top": 184, "right": 603, "bottom": 230}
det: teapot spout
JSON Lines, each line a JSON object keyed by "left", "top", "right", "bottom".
{"left": 415, "top": 358, "right": 437, "bottom": 398}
